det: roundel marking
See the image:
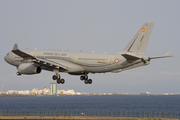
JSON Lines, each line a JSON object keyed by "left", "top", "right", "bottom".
{"left": 115, "top": 58, "right": 119, "bottom": 63}
{"left": 142, "top": 28, "right": 145, "bottom": 32}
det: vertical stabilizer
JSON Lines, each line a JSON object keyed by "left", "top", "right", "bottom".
{"left": 120, "top": 22, "right": 154, "bottom": 57}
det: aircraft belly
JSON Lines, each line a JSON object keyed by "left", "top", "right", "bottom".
{"left": 82, "top": 64, "right": 119, "bottom": 73}
{"left": 111, "top": 61, "right": 150, "bottom": 73}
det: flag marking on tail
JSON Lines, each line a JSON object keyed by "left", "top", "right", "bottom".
{"left": 142, "top": 28, "right": 145, "bottom": 32}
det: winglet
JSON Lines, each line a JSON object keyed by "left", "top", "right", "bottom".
{"left": 13, "top": 44, "right": 18, "bottom": 50}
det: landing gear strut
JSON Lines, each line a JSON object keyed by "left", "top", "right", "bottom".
{"left": 80, "top": 74, "right": 92, "bottom": 84}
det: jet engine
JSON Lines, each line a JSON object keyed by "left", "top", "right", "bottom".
{"left": 18, "top": 63, "right": 41, "bottom": 75}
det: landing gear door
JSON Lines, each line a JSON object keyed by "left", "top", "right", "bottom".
{"left": 108, "top": 56, "right": 114, "bottom": 64}
{"left": 74, "top": 55, "right": 78, "bottom": 63}
{"left": 10, "top": 53, "right": 14, "bottom": 59}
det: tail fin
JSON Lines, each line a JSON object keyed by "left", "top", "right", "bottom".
{"left": 119, "top": 22, "right": 154, "bottom": 57}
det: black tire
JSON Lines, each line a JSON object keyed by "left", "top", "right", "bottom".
{"left": 84, "top": 80, "right": 88, "bottom": 84}
{"left": 52, "top": 75, "right": 57, "bottom": 80}
{"left": 88, "top": 79, "right": 92, "bottom": 84}
{"left": 60, "top": 79, "right": 65, "bottom": 84}
{"left": 80, "top": 76, "right": 84, "bottom": 80}
{"left": 57, "top": 79, "right": 61, "bottom": 84}
{"left": 85, "top": 76, "right": 88, "bottom": 80}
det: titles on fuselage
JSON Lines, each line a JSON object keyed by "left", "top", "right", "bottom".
{"left": 43, "top": 52, "right": 67, "bottom": 56}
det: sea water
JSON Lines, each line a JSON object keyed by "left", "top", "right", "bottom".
{"left": 0, "top": 95, "right": 180, "bottom": 112}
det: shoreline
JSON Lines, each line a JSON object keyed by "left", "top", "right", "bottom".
{"left": 0, "top": 116, "right": 179, "bottom": 120}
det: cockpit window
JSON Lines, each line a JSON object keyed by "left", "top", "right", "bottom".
{"left": 6, "top": 53, "right": 9, "bottom": 55}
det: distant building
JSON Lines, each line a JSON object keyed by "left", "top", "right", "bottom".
{"left": 57, "top": 90, "right": 65, "bottom": 95}
{"left": 50, "top": 82, "right": 57, "bottom": 95}
{"left": 140, "top": 91, "right": 150, "bottom": 95}
{"left": 31, "top": 88, "right": 38, "bottom": 95}
{"left": 63, "top": 90, "right": 75, "bottom": 95}
{"left": 43, "top": 88, "right": 50, "bottom": 95}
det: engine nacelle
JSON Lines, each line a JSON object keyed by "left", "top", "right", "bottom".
{"left": 18, "top": 63, "right": 41, "bottom": 75}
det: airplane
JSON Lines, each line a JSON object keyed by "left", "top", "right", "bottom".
{"left": 4, "top": 22, "right": 171, "bottom": 85}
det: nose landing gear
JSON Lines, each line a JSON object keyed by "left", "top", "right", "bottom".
{"left": 16, "top": 72, "right": 21, "bottom": 76}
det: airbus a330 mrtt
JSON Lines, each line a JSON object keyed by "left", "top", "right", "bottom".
{"left": 4, "top": 22, "right": 171, "bottom": 84}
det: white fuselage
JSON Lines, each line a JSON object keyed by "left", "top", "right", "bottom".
{"left": 4, "top": 49, "right": 149, "bottom": 75}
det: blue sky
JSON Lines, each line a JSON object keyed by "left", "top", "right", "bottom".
{"left": 0, "top": 0, "right": 180, "bottom": 94}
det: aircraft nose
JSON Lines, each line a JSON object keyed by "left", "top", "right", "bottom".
{"left": 4, "top": 54, "right": 9, "bottom": 63}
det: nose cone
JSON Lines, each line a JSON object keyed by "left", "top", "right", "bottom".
{"left": 4, "top": 55, "right": 8, "bottom": 62}
{"left": 4, "top": 53, "right": 10, "bottom": 63}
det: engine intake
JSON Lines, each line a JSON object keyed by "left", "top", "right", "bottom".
{"left": 18, "top": 63, "right": 41, "bottom": 75}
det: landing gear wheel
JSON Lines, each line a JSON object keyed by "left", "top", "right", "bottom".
{"left": 80, "top": 76, "right": 84, "bottom": 81}
{"left": 88, "top": 79, "right": 92, "bottom": 84}
{"left": 84, "top": 80, "right": 88, "bottom": 84}
{"left": 52, "top": 75, "right": 57, "bottom": 80}
{"left": 60, "top": 79, "right": 65, "bottom": 84}
{"left": 57, "top": 79, "right": 61, "bottom": 84}
{"left": 85, "top": 76, "right": 88, "bottom": 80}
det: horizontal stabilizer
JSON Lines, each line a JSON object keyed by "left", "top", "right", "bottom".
{"left": 121, "top": 53, "right": 141, "bottom": 60}
{"left": 150, "top": 50, "right": 172, "bottom": 60}
{"left": 150, "top": 55, "right": 172, "bottom": 59}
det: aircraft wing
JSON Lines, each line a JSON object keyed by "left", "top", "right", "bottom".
{"left": 11, "top": 44, "right": 68, "bottom": 71}
{"left": 32, "top": 58, "right": 68, "bottom": 71}
{"left": 12, "top": 44, "right": 34, "bottom": 58}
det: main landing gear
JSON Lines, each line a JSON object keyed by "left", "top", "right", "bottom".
{"left": 52, "top": 72, "right": 65, "bottom": 84}
{"left": 80, "top": 74, "right": 92, "bottom": 84}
